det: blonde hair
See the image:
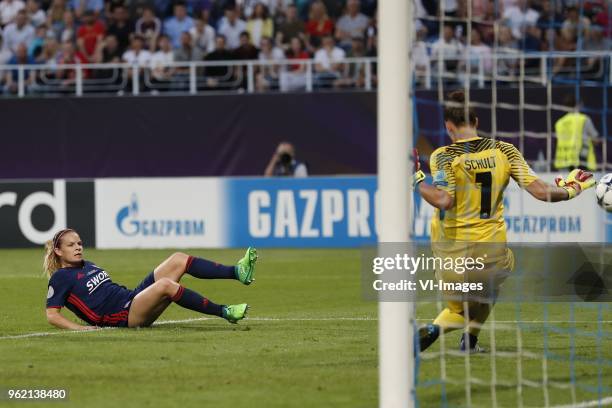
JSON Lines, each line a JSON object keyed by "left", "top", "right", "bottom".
{"left": 43, "top": 228, "right": 75, "bottom": 279}
{"left": 43, "top": 240, "right": 61, "bottom": 279}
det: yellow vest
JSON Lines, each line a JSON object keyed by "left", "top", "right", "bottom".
{"left": 554, "top": 112, "right": 596, "bottom": 170}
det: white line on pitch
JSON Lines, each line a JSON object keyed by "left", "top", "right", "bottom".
{"left": 550, "top": 396, "right": 612, "bottom": 408}
{"left": 0, "top": 317, "right": 376, "bottom": 340}
{"left": 1, "top": 317, "right": 610, "bottom": 340}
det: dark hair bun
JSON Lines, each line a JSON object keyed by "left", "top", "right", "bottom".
{"left": 448, "top": 90, "right": 465, "bottom": 103}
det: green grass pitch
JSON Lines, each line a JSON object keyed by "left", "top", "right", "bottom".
{"left": 0, "top": 248, "right": 609, "bottom": 407}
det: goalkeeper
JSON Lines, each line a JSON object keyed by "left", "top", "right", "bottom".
{"left": 415, "top": 90, "right": 596, "bottom": 353}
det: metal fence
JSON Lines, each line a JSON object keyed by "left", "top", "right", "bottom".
{"left": 0, "top": 51, "right": 609, "bottom": 97}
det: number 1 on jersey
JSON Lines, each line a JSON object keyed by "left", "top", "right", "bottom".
{"left": 475, "top": 172, "right": 492, "bottom": 219}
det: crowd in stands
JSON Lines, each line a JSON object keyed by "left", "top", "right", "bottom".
{"left": 0, "top": 0, "right": 609, "bottom": 94}
{"left": 415, "top": 0, "right": 610, "bottom": 81}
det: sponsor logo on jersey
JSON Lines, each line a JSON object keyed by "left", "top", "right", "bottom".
{"left": 433, "top": 170, "right": 449, "bottom": 187}
{"left": 86, "top": 270, "right": 110, "bottom": 295}
{"left": 47, "top": 285, "right": 54, "bottom": 299}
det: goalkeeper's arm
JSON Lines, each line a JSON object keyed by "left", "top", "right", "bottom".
{"left": 525, "top": 169, "right": 595, "bottom": 202}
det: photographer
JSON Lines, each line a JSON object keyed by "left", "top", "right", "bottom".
{"left": 264, "top": 142, "right": 309, "bottom": 177}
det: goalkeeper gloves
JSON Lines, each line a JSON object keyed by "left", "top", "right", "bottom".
{"left": 413, "top": 148, "right": 425, "bottom": 188}
{"left": 554, "top": 169, "right": 596, "bottom": 199}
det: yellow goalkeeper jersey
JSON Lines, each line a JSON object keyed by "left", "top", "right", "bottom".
{"left": 429, "top": 136, "right": 537, "bottom": 243}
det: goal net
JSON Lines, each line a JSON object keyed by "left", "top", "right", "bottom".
{"left": 411, "top": 0, "right": 612, "bottom": 405}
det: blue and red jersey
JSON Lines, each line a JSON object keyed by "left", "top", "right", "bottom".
{"left": 46, "top": 261, "right": 138, "bottom": 327}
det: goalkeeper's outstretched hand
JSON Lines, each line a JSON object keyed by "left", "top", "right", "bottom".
{"left": 413, "top": 148, "right": 425, "bottom": 188}
{"left": 554, "top": 169, "right": 596, "bottom": 199}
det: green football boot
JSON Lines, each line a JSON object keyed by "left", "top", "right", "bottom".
{"left": 235, "top": 247, "right": 257, "bottom": 285}
{"left": 222, "top": 303, "right": 249, "bottom": 324}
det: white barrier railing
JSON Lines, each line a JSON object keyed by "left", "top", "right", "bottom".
{"left": 0, "top": 51, "right": 609, "bottom": 97}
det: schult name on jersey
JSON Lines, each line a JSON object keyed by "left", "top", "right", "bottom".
{"left": 86, "top": 270, "right": 110, "bottom": 294}
{"left": 463, "top": 156, "right": 497, "bottom": 171}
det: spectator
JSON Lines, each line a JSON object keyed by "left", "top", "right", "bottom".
{"left": 27, "top": 22, "right": 46, "bottom": 58}
{"left": 204, "top": 34, "right": 234, "bottom": 88}
{"left": 69, "top": 0, "right": 103, "bottom": 19}
{"left": 94, "top": 33, "right": 120, "bottom": 63}
{"left": 335, "top": 0, "right": 369, "bottom": 51}
{"left": 234, "top": 30, "right": 257, "bottom": 60}
{"left": 412, "top": 26, "right": 429, "bottom": 80}
{"left": 122, "top": 34, "right": 151, "bottom": 90}
{"left": 163, "top": 2, "right": 193, "bottom": 48}
{"left": 333, "top": 36, "right": 366, "bottom": 89}
{"left": 430, "top": 24, "right": 464, "bottom": 74}
{"left": 135, "top": 6, "right": 161, "bottom": 51}
{"left": 279, "top": 35, "right": 308, "bottom": 91}
{"left": 36, "top": 33, "right": 59, "bottom": 63}
{"left": 440, "top": 0, "right": 458, "bottom": 17}
{"left": 25, "top": 0, "right": 44, "bottom": 27}
{"left": 582, "top": 25, "right": 606, "bottom": 77}
{"left": 0, "top": 0, "right": 25, "bottom": 27}
{"left": 241, "top": 0, "right": 278, "bottom": 19}
{"left": 106, "top": 5, "right": 132, "bottom": 54}
{"left": 76, "top": 10, "right": 105, "bottom": 62}
{"left": 246, "top": 3, "right": 272, "bottom": 48}
{"left": 3, "top": 42, "right": 36, "bottom": 94}
{"left": 537, "top": 0, "right": 563, "bottom": 45}
{"left": 149, "top": 33, "right": 174, "bottom": 83}
{"left": 256, "top": 35, "right": 283, "bottom": 91}
{"left": 264, "top": 142, "right": 308, "bottom": 177}
{"left": 521, "top": 25, "right": 543, "bottom": 53}
{"left": 189, "top": 15, "right": 214, "bottom": 53}
{"left": 593, "top": 7, "right": 608, "bottom": 37}
{"left": 465, "top": 28, "right": 492, "bottom": 74}
{"left": 92, "top": 33, "right": 121, "bottom": 80}
{"left": 305, "top": 1, "right": 333, "bottom": 43}
{"left": 122, "top": 33, "right": 151, "bottom": 64}
{"left": 554, "top": 93, "right": 600, "bottom": 171}
{"left": 502, "top": 0, "right": 539, "bottom": 39}
{"left": 365, "top": 10, "right": 376, "bottom": 55}
{"left": 58, "top": 9, "right": 75, "bottom": 42}
{"left": 46, "top": 0, "right": 66, "bottom": 39}
{"left": 496, "top": 25, "right": 519, "bottom": 76}
{"left": 313, "top": 34, "right": 345, "bottom": 88}
{"left": 174, "top": 30, "right": 203, "bottom": 63}
{"left": 55, "top": 40, "right": 88, "bottom": 89}
{"left": 217, "top": 5, "right": 246, "bottom": 49}
{"left": 476, "top": 0, "right": 498, "bottom": 45}
{"left": 2, "top": 9, "right": 34, "bottom": 52}
{"left": 0, "top": 33, "right": 12, "bottom": 63}
{"left": 275, "top": 4, "right": 304, "bottom": 48}
{"left": 127, "top": 0, "right": 156, "bottom": 21}
{"left": 561, "top": 6, "right": 590, "bottom": 42}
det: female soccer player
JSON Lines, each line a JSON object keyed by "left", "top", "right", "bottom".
{"left": 415, "top": 90, "right": 595, "bottom": 353}
{"left": 44, "top": 228, "right": 257, "bottom": 330}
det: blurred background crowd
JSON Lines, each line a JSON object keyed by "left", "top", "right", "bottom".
{"left": 0, "top": 0, "right": 609, "bottom": 94}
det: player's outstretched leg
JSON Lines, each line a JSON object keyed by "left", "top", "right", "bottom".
{"left": 153, "top": 248, "right": 257, "bottom": 285}
{"left": 235, "top": 247, "right": 257, "bottom": 285}
{"left": 128, "top": 278, "right": 248, "bottom": 327}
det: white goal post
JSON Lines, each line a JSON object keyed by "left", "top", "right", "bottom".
{"left": 377, "top": 0, "right": 415, "bottom": 407}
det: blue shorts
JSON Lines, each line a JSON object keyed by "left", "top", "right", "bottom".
{"left": 98, "top": 271, "right": 156, "bottom": 328}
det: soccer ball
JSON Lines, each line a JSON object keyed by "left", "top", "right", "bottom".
{"left": 595, "top": 173, "right": 612, "bottom": 211}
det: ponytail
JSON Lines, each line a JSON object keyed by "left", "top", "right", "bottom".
{"left": 43, "top": 240, "right": 61, "bottom": 279}
{"left": 444, "top": 90, "right": 478, "bottom": 127}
